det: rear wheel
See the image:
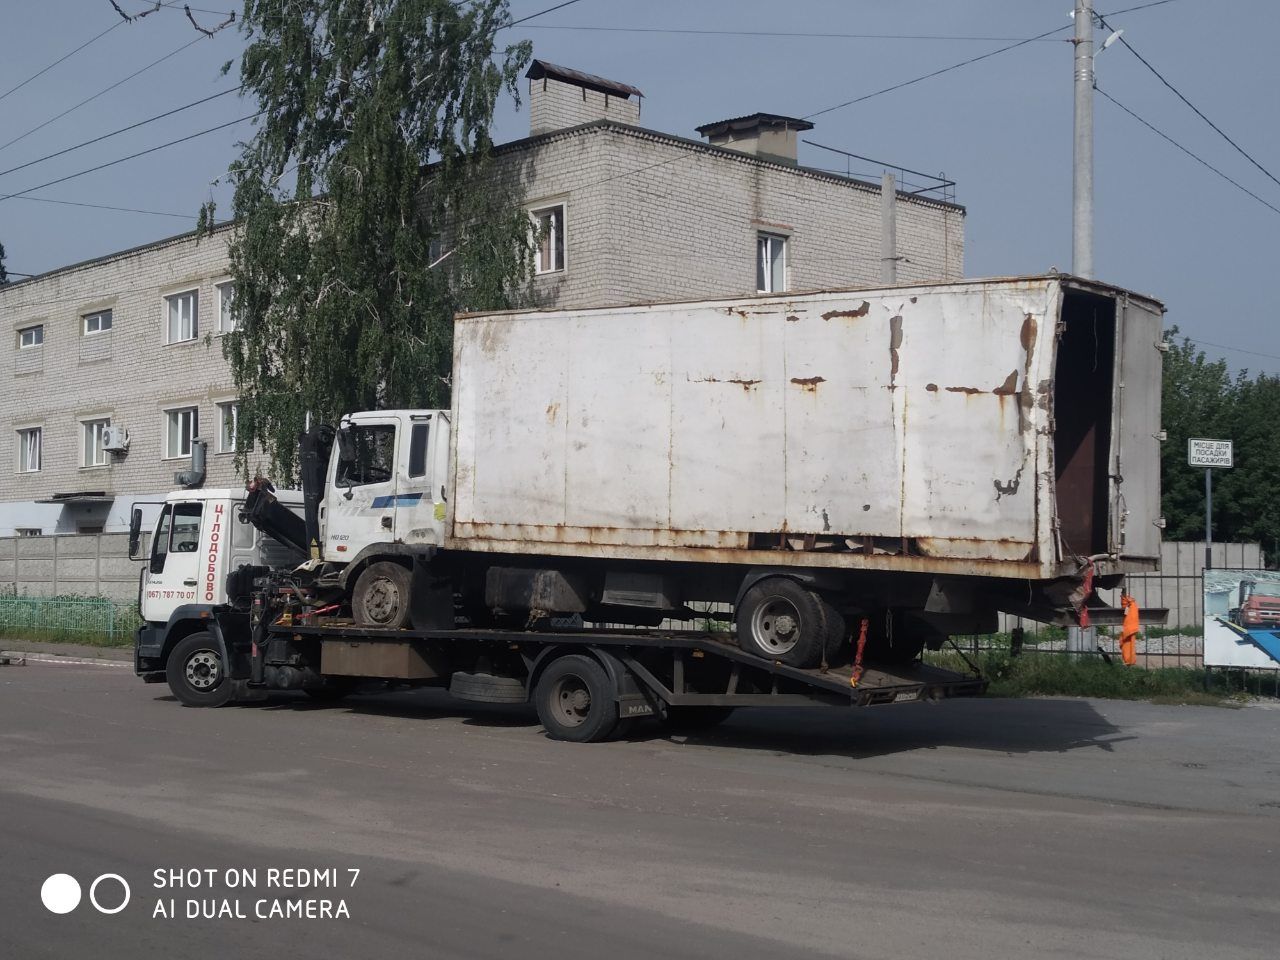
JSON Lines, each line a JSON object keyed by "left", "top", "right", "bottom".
{"left": 352, "top": 562, "right": 413, "bottom": 629}
{"left": 533, "top": 655, "right": 620, "bottom": 743}
{"left": 736, "top": 578, "right": 841, "bottom": 668}
{"left": 166, "top": 632, "right": 233, "bottom": 708}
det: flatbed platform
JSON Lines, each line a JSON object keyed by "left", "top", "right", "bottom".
{"left": 275, "top": 620, "right": 988, "bottom": 708}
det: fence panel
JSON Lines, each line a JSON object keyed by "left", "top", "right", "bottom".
{"left": 0, "top": 596, "right": 140, "bottom": 646}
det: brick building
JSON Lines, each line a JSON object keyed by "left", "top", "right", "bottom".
{"left": 0, "top": 59, "right": 964, "bottom": 537}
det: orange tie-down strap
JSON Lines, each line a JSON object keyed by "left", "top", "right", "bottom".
{"left": 850, "top": 618, "right": 870, "bottom": 688}
{"left": 1120, "top": 594, "right": 1140, "bottom": 666}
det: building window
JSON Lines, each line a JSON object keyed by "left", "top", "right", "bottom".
{"left": 78, "top": 525, "right": 104, "bottom": 535}
{"left": 757, "top": 232, "right": 787, "bottom": 293}
{"left": 83, "top": 309, "right": 113, "bottom": 335}
{"left": 15, "top": 528, "right": 42, "bottom": 537}
{"left": 216, "top": 282, "right": 236, "bottom": 333}
{"left": 17, "top": 428, "right": 41, "bottom": 473}
{"left": 165, "top": 290, "right": 199, "bottom": 343}
{"left": 82, "top": 418, "right": 110, "bottom": 467}
{"left": 165, "top": 407, "right": 199, "bottom": 459}
{"left": 217, "top": 401, "right": 237, "bottom": 454}
{"left": 18, "top": 324, "right": 44, "bottom": 349}
{"left": 532, "top": 204, "right": 566, "bottom": 274}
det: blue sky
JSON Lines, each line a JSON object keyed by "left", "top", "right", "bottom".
{"left": 2, "top": 0, "right": 1277, "bottom": 373}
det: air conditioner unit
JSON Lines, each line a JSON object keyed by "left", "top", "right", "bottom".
{"left": 102, "top": 426, "right": 130, "bottom": 452}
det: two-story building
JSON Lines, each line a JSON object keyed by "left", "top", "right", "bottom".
{"left": 0, "top": 59, "right": 964, "bottom": 538}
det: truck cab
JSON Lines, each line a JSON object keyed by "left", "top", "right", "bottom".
{"left": 132, "top": 488, "right": 305, "bottom": 684}
{"left": 321, "top": 410, "right": 451, "bottom": 563}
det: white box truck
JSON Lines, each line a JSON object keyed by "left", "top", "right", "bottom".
{"left": 133, "top": 275, "right": 1165, "bottom": 741}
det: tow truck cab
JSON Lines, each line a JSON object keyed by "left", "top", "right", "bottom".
{"left": 131, "top": 487, "right": 305, "bottom": 678}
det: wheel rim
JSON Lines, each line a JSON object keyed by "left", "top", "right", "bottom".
{"left": 364, "top": 576, "right": 403, "bottom": 624}
{"left": 749, "top": 597, "right": 803, "bottom": 655}
{"left": 184, "top": 649, "right": 222, "bottom": 691}
{"left": 550, "top": 675, "right": 592, "bottom": 727}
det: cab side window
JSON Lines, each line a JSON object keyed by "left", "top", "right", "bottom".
{"left": 150, "top": 506, "right": 173, "bottom": 574}
{"left": 337, "top": 424, "right": 396, "bottom": 486}
{"left": 171, "top": 504, "right": 203, "bottom": 553}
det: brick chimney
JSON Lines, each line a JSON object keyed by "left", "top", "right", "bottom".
{"left": 695, "top": 113, "right": 815, "bottom": 166}
{"left": 526, "top": 60, "right": 644, "bottom": 135}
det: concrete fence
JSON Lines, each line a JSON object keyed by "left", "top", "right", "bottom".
{"left": 0, "top": 533, "right": 140, "bottom": 604}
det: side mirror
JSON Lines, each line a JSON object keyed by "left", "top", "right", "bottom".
{"left": 128, "top": 507, "right": 143, "bottom": 559}
{"left": 336, "top": 425, "right": 355, "bottom": 463}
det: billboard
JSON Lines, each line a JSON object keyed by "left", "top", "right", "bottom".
{"left": 1203, "top": 568, "right": 1280, "bottom": 669}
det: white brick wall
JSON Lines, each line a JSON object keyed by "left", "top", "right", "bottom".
{"left": 529, "top": 76, "right": 641, "bottom": 134}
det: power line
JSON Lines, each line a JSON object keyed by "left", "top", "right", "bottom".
{"left": 1187, "top": 338, "right": 1280, "bottom": 364}
{"left": 1096, "top": 85, "right": 1280, "bottom": 218}
{"left": 0, "top": 87, "right": 242, "bottom": 181}
{"left": 9, "top": 195, "right": 195, "bottom": 220}
{"left": 0, "top": 36, "right": 206, "bottom": 155}
{"left": 1095, "top": 9, "right": 1280, "bottom": 193}
{"left": 506, "top": 0, "right": 587, "bottom": 28}
{"left": 0, "top": 114, "right": 261, "bottom": 206}
{"left": 518, "top": 25, "right": 1064, "bottom": 41}
{"left": 803, "top": 24, "right": 1071, "bottom": 120}
{"left": 0, "top": 19, "right": 124, "bottom": 105}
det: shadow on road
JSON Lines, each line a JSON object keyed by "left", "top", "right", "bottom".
{"left": 197, "top": 686, "right": 1131, "bottom": 759}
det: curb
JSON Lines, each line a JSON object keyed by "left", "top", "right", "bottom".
{"left": 0, "top": 652, "right": 131, "bottom": 668}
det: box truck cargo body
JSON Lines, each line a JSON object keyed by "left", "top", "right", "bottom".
{"left": 449, "top": 275, "right": 1164, "bottom": 584}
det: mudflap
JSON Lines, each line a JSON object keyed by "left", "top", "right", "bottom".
{"left": 592, "top": 648, "right": 659, "bottom": 719}
{"left": 410, "top": 559, "right": 455, "bottom": 630}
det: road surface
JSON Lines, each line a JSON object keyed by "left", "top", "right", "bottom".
{"left": 1, "top": 657, "right": 1277, "bottom": 959}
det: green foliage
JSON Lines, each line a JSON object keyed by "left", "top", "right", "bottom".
{"left": 223, "top": 0, "right": 534, "bottom": 478}
{"left": 0, "top": 240, "right": 9, "bottom": 286}
{"left": 925, "top": 649, "right": 1270, "bottom": 703}
{"left": 1160, "top": 326, "right": 1280, "bottom": 561}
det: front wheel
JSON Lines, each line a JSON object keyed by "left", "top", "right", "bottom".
{"left": 533, "top": 655, "right": 620, "bottom": 743}
{"left": 165, "top": 632, "right": 234, "bottom": 708}
{"left": 352, "top": 561, "right": 413, "bottom": 629}
{"left": 735, "top": 578, "right": 841, "bottom": 668}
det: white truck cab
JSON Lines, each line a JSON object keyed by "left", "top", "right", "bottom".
{"left": 133, "top": 488, "right": 305, "bottom": 626}
{"left": 323, "top": 409, "right": 451, "bottom": 562}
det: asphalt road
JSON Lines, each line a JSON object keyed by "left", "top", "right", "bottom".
{"left": 1, "top": 658, "right": 1278, "bottom": 960}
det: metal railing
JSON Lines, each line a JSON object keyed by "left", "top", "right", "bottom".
{"left": 0, "top": 595, "right": 140, "bottom": 647}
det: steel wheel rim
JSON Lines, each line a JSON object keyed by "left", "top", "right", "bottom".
{"left": 550, "top": 675, "right": 592, "bottom": 727}
{"left": 365, "top": 576, "right": 402, "bottom": 624}
{"left": 750, "top": 597, "right": 803, "bottom": 655}
{"left": 184, "top": 649, "right": 222, "bottom": 691}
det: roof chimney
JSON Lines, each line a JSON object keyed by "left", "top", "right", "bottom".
{"left": 526, "top": 60, "right": 644, "bottom": 135}
{"left": 695, "top": 113, "right": 815, "bottom": 166}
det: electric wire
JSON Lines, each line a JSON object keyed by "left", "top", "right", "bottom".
{"left": 0, "top": 114, "right": 261, "bottom": 206}
{"left": 1096, "top": 9, "right": 1280, "bottom": 192}
{"left": 0, "top": 36, "right": 206, "bottom": 155}
{"left": 0, "top": 87, "right": 243, "bottom": 181}
{"left": 1096, "top": 85, "right": 1280, "bottom": 217}
{"left": 9, "top": 195, "right": 195, "bottom": 220}
{"left": 0, "top": 19, "right": 125, "bottom": 105}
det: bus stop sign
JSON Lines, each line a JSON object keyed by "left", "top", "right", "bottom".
{"left": 1188, "top": 438, "right": 1233, "bottom": 469}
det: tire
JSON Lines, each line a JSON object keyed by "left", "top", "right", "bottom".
{"left": 166, "top": 631, "right": 234, "bottom": 708}
{"left": 735, "top": 578, "right": 838, "bottom": 668}
{"left": 862, "top": 610, "right": 932, "bottom": 665}
{"left": 449, "top": 672, "right": 528, "bottom": 704}
{"left": 533, "top": 654, "right": 620, "bottom": 743}
{"left": 661, "top": 706, "right": 735, "bottom": 733}
{"left": 352, "top": 561, "right": 413, "bottom": 629}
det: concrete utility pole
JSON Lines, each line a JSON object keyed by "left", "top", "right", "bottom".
{"left": 880, "top": 172, "right": 898, "bottom": 284}
{"left": 1072, "top": 0, "right": 1095, "bottom": 279}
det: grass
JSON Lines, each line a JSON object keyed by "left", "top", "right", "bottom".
{"left": 0, "top": 592, "right": 139, "bottom": 649}
{"left": 925, "top": 649, "right": 1276, "bottom": 705}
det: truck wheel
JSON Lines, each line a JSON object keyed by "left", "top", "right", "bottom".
{"left": 736, "top": 578, "right": 834, "bottom": 668}
{"left": 352, "top": 562, "right": 413, "bottom": 629}
{"left": 166, "top": 632, "right": 234, "bottom": 708}
{"left": 533, "top": 654, "right": 620, "bottom": 743}
{"left": 661, "top": 706, "right": 735, "bottom": 733}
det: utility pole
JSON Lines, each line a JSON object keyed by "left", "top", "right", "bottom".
{"left": 880, "top": 172, "right": 898, "bottom": 284}
{"left": 1072, "top": 0, "right": 1094, "bottom": 279}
